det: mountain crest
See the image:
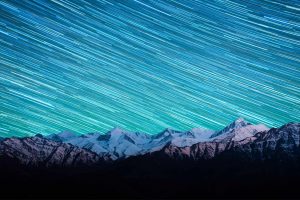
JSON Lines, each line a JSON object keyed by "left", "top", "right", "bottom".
{"left": 0, "top": 121, "right": 298, "bottom": 164}
{"left": 108, "top": 127, "right": 123, "bottom": 135}
{"left": 230, "top": 117, "right": 251, "bottom": 128}
{"left": 210, "top": 118, "right": 250, "bottom": 139}
{"left": 45, "top": 130, "right": 77, "bottom": 142}
{"left": 208, "top": 118, "right": 270, "bottom": 142}
{"left": 27, "top": 118, "right": 272, "bottom": 160}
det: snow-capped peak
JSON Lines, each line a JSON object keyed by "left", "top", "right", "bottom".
{"left": 190, "top": 127, "right": 207, "bottom": 133}
{"left": 210, "top": 118, "right": 269, "bottom": 142}
{"left": 108, "top": 127, "right": 123, "bottom": 135}
{"left": 161, "top": 128, "right": 175, "bottom": 135}
{"left": 230, "top": 118, "right": 250, "bottom": 128}
{"left": 210, "top": 118, "right": 249, "bottom": 138}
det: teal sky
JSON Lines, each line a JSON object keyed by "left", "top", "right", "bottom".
{"left": 0, "top": 0, "right": 299, "bottom": 137}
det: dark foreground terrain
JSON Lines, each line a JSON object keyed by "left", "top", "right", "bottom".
{"left": 1, "top": 153, "right": 300, "bottom": 199}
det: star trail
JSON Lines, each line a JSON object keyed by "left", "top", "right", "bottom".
{"left": 0, "top": 0, "right": 299, "bottom": 137}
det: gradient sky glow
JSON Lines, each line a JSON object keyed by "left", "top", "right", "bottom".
{"left": 0, "top": 0, "right": 299, "bottom": 137}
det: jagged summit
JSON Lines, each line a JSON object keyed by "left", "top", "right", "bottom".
{"left": 235, "top": 117, "right": 247, "bottom": 122}
{"left": 163, "top": 127, "right": 173, "bottom": 132}
{"left": 107, "top": 127, "right": 123, "bottom": 135}
{"left": 209, "top": 118, "right": 264, "bottom": 140}
{"left": 223, "top": 117, "right": 251, "bottom": 130}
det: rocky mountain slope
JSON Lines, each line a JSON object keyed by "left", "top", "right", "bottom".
{"left": 0, "top": 135, "right": 105, "bottom": 167}
{"left": 160, "top": 122, "right": 299, "bottom": 161}
{"left": 230, "top": 122, "right": 300, "bottom": 160}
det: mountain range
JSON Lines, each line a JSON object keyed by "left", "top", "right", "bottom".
{"left": 1, "top": 118, "right": 300, "bottom": 199}
{"left": 0, "top": 118, "right": 272, "bottom": 164}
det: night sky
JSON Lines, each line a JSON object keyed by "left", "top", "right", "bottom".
{"left": 0, "top": 0, "right": 299, "bottom": 137}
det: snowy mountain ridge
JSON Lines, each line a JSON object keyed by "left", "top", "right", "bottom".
{"left": 1, "top": 119, "right": 299, "bottom": 167}
{"left": 45, "top": 118, "right": 269, "bottom": 160}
